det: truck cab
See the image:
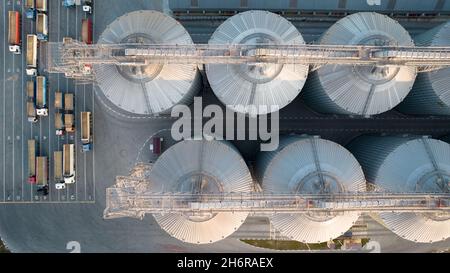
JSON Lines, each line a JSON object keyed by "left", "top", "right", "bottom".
{"left": 150, "top": 137, "right": 163, "bottom": 156}
{"left": 83, "top": 0, "right": 93, "bottom": 14}
{"left": 25, "top": 0, "right": 36, "bottom": 20}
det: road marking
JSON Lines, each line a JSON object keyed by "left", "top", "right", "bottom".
{"left": 83, "top": 84, "right": 87, "bottom": 200}
{"left": 92, "top": 1, "right": 96, "bottom": 202}
{"left": 74, "top": 3, "right": 78, "bottom": 201}
{"left": 29, "top": 6, "right": 34, "bottom": 202}
{"left": 12, "top": 0, "right": 15, "bottom": 201}
{"left": 3, "top": 0, "right": 7, "bottom": 201}
{"left": 65, "top": 6, "right": 69, "bottom": 201}
{"left": 21, "top": 0, "right": 24, "bottom": 201}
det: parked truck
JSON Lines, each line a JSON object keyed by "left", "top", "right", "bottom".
{"left": 64, "top": 93, "right": 75, "bottom": 133}
{"left": 25, "top": 0, "right": 36, "bottom": 20}
{"left": 27, "top": 81, "right": 38, "bottom": 123}
{"left": 36, "top": 76, "right": 48, "bottom": 116}
{"left": 150, "top": 137, "right": 163, "bottom": 156}
{"left": 54, "top": 151, "right": 65, "bottom": 190}
{"left": 81, "top": 112, "right": 92, "bottom": 152}
{"left": 28, "top": 139, "right": 37, "bottom": 184}
{"left": 63, "top": 144, "right": 76, "bottom": 184}
{"left": 26, "top": 34, "right": 38, "bottom": 76}
{"left": 36, "top": 156, "right": 48, "bottom": 194}
{"left": 8, "top": 11, "right": 21, "bottom": 54}
{"left": 36, "top": 13, "right": 48, "bottom": 41}
{"left": 81, "top": 18, "right": 93, "bottom": 44}
{"left": 54, "top": 92, "right": 64, "bottom": 135}
{"left": 36, "top": 0, "right": 47, "bottom": 12}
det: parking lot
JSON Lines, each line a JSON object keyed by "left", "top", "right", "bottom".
{"left": 0, "top": 0, "right": 95, "bottom": 203}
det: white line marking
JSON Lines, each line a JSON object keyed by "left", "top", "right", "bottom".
{"left": 21, "top": 0, "right": 25, "bottom": 201}
{"left": 92, "top": 1, "right": 96, "bottom": 202}
{"left": 74, "top": 3, "right": 78, "bottom": 201}
{"left": 3, "top": 0, "right": 7, "bottom": 201}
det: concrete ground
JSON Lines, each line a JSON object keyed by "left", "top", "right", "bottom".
{"left": 0, "top": 0, "right": 449, "bottom": 252}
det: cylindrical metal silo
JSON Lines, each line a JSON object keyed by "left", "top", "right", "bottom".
{"left": 348, "top": 136, "right": 450, "bottom": 243}
{"left": 398, "top": 22, "right": 450, "bottom": 115}
{"left": 94, "top": 10, "right": 200, "bottom": 115}
{"left": 206, "top": 10, "right": 309, "bottom": 115}
{"left": 148, "top": 140, "right": 254, "bottom": 244}
{"left": 303, "top": 12, "right": 417, "bottom": 116}
{"left": 256, "top": 136, "right": 366, "bottom": 243}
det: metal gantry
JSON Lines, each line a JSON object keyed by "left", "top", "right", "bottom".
{"left": 44, "top": 40, "right": 450, "bottom": 80}
{"left": 103, "top": 164, "right": 450, "bottom": 220}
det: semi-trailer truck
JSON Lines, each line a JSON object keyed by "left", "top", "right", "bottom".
{"left": 36, "top": 76, "right": 48, "bottom": 116}
{"left": 54, "top": 151, "right": 65, "bottom": 190}
{"left": 55, "top": 113, "right": 65, "bottom": 136}
{"left": 63, "top": 144, "right": 76, "bottom": 184}
{"left": 64, "top": 93, "right": 75, "bottom": 133}
{"left": 36, "top": 0, "right": 47, "bottom": 12}
{"left": 55, "top": 92, "right": 64, "bottom": 135}
{"left": 28, "top": 139, "right": 36, "bottom": 184}
{"left": 81, "top": 112, "right": 92, "bottom": 152}
{"left": 36, "top": 156, "right": 48, "bottom": 194}
{"left": 8, "top": 11, "right": 21, "bottom": 54}
{"left": 27, "top": 80, "right": 38, "bottom": 123}
{"left": 25, "top": 0, "right": 36, "bottom": 20}
{"left": 36, "top": 13, "right": 48, "bottom": 41}
{"left": 26, "top": 34, "right": 38, "bottom": 76}
{"left": 65, "top": 114, "right": 74, "bottom": 133}
{"left": 81, "top": 19, "right": 93, "bottom": 44}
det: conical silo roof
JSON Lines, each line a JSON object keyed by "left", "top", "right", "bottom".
{"left": 303, "top": 12, "right": 417, "bottom": 116}
{"left": 94, "top": 10, "right": 200, "bottom": 115}
{"left": 256, "top": 136, "right": 366, "bottom": 243}
{"left": 398, "top": 22, "right": 450, "bottom": 115}
{"left": 149, "top": 140, "right": 254, "bottom": 244}
{"left": 348, "top": 136, "right": 450, "bottom": 243}
{"left": 206, "top": 10, "right": 309, "bottom": 115}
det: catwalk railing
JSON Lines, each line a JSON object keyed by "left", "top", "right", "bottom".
{"left": 104, "top": 188, "right": 450, "bottom": 219}
{"left": 44, "top": 41, "right": 450, "bottom": 80}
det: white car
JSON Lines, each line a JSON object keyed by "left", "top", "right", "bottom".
{"left": 55, "top": 182, "right": 66, "bottom": 190}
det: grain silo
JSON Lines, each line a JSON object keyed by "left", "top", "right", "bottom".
{"left": 348, "top": 136, "right": 450, "bottom": 243}
{"left": 398, "top": 22, "right": 450, "bottom": 115}
{"left": 303, "top": 12, "right": 417, "bottom": 116}
{"left": 94, "top": 10, "right": 200, "bottom": 115}
{"left": 149, "top": 140, "right": 254, "bottom": 244}
{"left": 206, "top": 10, "right": 309, "bottom": 115}
{"left": 256, "top": 136, "right": 366, "bottom": 243}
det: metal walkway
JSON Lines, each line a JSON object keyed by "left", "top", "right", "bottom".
{"left": 103, "top": 164, "right": 450, "bottom": 219}
{"left": 44, "top": 40, "right": 450, "bottom": 80}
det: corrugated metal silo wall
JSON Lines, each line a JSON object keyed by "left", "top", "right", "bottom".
{"left": 162, "top": 69, "right": 202, "bottom": 114}
{"left": 397, "top": 22, "right": 450, "bottom": 116}
{"left": 302, "top": 71, "right": 352, "bottom": 114}
{"left": 346, "top": 135, "right": 418, "bottom": 184}
{"left": 255, "top": 135, "right": 308, "bottom": 185}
